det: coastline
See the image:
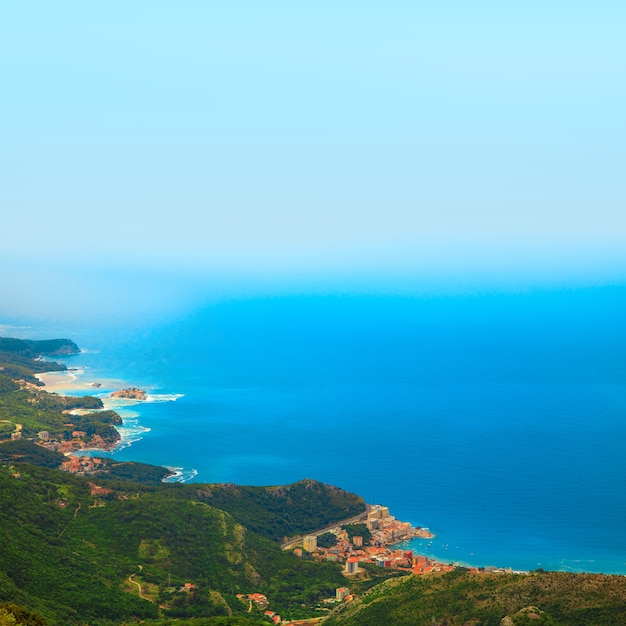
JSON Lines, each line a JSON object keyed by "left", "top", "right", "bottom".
{"left": 35, "top": 370, "right": 92, "bottom": 392}
{"left": 282, "top": 505, "right": 461, "bottom": 576}
{"left": 31, "top": 366, "right": 529, "bottom": 573}
{"left": 35, "top": 363, "right": 191, "bottom": 480}
{"left": 35, "top": 370, "right": 126, "bottom": 395}
{"left": 35, "top": 370, "right": 137, "bottom": 454}
{"left": 29, "top": 345, "right": 625, "bottom": 575}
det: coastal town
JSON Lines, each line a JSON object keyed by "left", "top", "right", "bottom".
{"left": 230, "top": 505, "right": 458, "bottom": 624}
{"left": 287, "top": 504, "right": 455, "bottom": 577}
{"left": 232, "top": 504, "right": 522, "bottom": 624}
{"left": 3, "top": 386, "right": 149, "bottom": 474}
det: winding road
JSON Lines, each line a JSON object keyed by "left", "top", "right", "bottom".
{"left": 128, "top": 565, "right": 150, "bottom": 601}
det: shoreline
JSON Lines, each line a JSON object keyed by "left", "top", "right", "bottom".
{"left": 30, "top": 368, "right": 535, "bottom": 572}
{"left": 36, "top": 370, "right": 139, "bottom": 455}
{"left": 36, "top": 364, "right": 191, "bottom": 481}
{"left": 35, "top": 370, "right": 127, "bottom": 394}
{"left": 35, "top": 370, "right": 89, "bottom": 392}
{"left": 37, "top": 367, "right": 476, "bottom": 572}
{"left": 32, "top": 359, "right": 623, "bottom": 575}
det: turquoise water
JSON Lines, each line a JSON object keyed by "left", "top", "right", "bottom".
{"left": 14, "top": 286, "right": 626, "bottom": 573}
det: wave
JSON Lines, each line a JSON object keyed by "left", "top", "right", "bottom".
{"left": 556, "top": 558, "right": 598, "bottom": 572}
{"left": 102, "top": 397, "right": 137, "bottom": 410}
{"left": 101, "top": 392, "right": 182, "bottom": 456}
{"left": 114, "top": 419, "right": 151, "bottom": 451}
{"left": 162, "top": 467, "right": 198, "bottom": 483}
{"left": 145, "top": 393, "right": 184, "bottom": 403}
{"left": 114, "top": 409, "right": 140, "bottom": 419}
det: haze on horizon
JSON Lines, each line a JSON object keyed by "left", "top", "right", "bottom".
{"left": 1, "top": 1, "right": 625, "bottom": 322}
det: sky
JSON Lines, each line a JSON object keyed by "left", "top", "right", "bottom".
{"left": 1, "top": 1, "right": 625, "bottom": 321}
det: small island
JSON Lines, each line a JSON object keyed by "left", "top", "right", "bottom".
{"left": 111, "top": 387, "right": 147, "bottom": 400}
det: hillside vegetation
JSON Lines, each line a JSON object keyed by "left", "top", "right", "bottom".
{"left": 191, "top": 480, "right": 365, "bottom": 543}
{"left": 323, "top": 569, "right": 626, "bottom": 626}
{"left": 0, "top": 337, "right": 78, "bottom": 387}
{"left": 0, "top": 463, "right": 354, "bottom": 624}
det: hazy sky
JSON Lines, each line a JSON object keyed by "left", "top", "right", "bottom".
{"left": 2, "top": 1, "right": 625, "bottom": 319}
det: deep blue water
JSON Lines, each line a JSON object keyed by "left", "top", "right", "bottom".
{"left": 12, "top": 287, "right": 626, "bottom": 573}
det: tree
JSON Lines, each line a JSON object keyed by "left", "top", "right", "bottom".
{"left": 0, "top": 609, "right": 20, "bottom": 626}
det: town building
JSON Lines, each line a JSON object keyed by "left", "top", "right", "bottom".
{"left": 336, "top": 586, "right": 350, "bottom": 601}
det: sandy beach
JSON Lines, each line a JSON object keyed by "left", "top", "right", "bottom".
{"left": 35, "top": 370, "right": 117, "bottom": 394}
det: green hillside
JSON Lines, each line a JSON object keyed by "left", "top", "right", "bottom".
{"left": 323, "top": 569, "right": 626, "bottom": 626}
{"left": 0, "top": 338, "right": 80, "bottom": 358}
{"left": 0, "top": 337, "right": 78, "bottom": 387}
{"left": 0, "top": 464, "right": 349, "bottom": 624}
{"left": 189, "top": 479, "right": 365, "bottom": 543}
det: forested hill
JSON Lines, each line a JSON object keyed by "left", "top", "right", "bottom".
{"left": 0, "top": 337, "right": 79, "bottom": 358}
{"left": 0, "top": 464, "right": 362, "bottom": 625}
{"left": 192, "top": 479, "right": 365, "bottom": 542}
{"left": 0, "top": 336, "right": 119, "bottom": 449}
{"left": 0, "top": 336, "right": 78, "bottom": 386}
{"left": 323, "top": 569, "right": 626, "bottom": 626}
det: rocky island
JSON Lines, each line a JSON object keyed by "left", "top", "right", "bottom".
{"left": 111, "top": 386, "right": 147, "bottom": 400}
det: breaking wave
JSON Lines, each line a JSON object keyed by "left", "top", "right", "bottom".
{"left": 163, "top": 467, "right": 199, "bottom": 483}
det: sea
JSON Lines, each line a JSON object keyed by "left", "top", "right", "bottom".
{"left": 6, "top": 286, "right": 626, "bottom": 574}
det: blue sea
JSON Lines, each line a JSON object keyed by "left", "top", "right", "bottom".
{"left": 10, "top": 286, "right": 626, "bottom": 574}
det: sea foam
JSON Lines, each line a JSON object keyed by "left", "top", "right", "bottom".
{"left": 145, "top": 392, "right": 185, "bottom": 403}
{"left": 163, "top": 467, "right": 198, "bottom": 483}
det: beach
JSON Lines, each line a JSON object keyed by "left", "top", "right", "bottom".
{"left": 35, "top": 370, "right": 91, "bottom": 392}
{"left": 35, "top": 368, "right": 131, "bottom": 394}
